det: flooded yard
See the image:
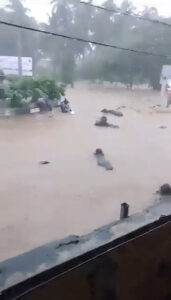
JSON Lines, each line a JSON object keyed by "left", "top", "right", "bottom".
{"left": 0, "top": 82, "right": 171, "bottom": 261}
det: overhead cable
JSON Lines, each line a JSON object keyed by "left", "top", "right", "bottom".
{"left": 0, "top": 19, "right": 170, "bottom": 58}
{"left": 80, "top": 1, "right": 171, "bottom": 29}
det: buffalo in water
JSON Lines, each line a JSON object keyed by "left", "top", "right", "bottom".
{"left": 101, "top": 109, "right": 123, "bottom": 117}
{"left": 94, "top": 149, "right": 113, "bottom": 171}
{"left": 95, "top": 116, "right": 119, "bottom": 129}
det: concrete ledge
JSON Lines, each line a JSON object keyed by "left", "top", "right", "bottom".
{"left": 0, "top": 198, "right": 171, "bottom": 296}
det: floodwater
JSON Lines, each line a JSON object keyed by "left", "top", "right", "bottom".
{"left": 0, "top": 82, "right": 171, "bottom": 261}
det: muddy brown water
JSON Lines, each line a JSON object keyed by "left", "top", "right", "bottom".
{"left": 0, "top": 82, "right": 171, "bottom": 261}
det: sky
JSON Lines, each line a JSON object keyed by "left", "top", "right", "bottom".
{"left": 1, "top": 0, "right": 171, "bottom": 22}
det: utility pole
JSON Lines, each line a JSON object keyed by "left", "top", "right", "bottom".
{"left": 17, "top": 28, "right": 22, "bottom": 77}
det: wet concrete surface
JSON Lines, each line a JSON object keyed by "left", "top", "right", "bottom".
{"left": 0, "top": 198, "right": 171, "bottom": 292}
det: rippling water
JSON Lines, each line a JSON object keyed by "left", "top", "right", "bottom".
{"left": 0, "top": 83, "right": 171, "bottom": 261}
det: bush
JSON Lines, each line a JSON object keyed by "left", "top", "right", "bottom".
{"left": 6, "top": 77, "right": 65, "bottom": 108}
{"left": 10, "top": 91, "right": 23, "bottom": 108}
{"left": 32, "top": 78, "right": 65, "bottom": 100}
{"left": 0, "top": 88, "right": 6, "bottom": 100}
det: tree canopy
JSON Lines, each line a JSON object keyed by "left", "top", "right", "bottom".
{"left": 0, "top": 0, "right": 171, "bottom": 88}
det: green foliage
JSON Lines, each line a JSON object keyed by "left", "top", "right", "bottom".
{"left": 10, "top": 91, "right": 23, "bottom": 108}
{"left": 1, "top": 0, "right": 171, "bottom": 89}
{"left": 34, "top": 78, "right": 65, "bottom": 99}
{"left": 32, "top": 88, "right": 44, "bottom": 102}
{"left": 6, "top": 75, "right": 20, "bottom": 82}
{"left": 6, "top": 77, "right": 65, "bottom": 108}
{"left": 77, "top": 0, "right": 171, "bottom": 89}
{"left": 0, "top": 88, "right": 6, "bottom": 100}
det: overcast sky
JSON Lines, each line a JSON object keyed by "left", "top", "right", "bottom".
{"left": 1, "top": 0, "right": 171, "bottom": 22}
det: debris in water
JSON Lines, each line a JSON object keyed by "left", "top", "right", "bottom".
{"left": 55, "top": 235, "right": 80, "bottom": 250}
{"left": 40, "top": 161, "right": 50, "bottom": 165}
{"left": 117, "top": 106, "right": 126, "bottom": 110}
{"left": 95, "top": 116, "right": 119, "bottom": 129}
{"left": 101, "top": 109, "right": 123, "bottom": 117}
{"left": 159, "top": 126, "right": 167, "bottom": 129}
{"left": 151, "top": 104, "right": 161, "bottom": 109}
{"left": 94, "top": 149, "right": 113, "bottom": 171}
{"left": 57, "top": 240, "right": 79, "bottom": 248}
{"left": 158, "top": 184, "right": 171, "bottom": 196}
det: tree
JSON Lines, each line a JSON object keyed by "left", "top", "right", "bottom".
{"left": 79, "top": 0, "right": 171, "bottom": 89}
{"left": 1, "top": 0, "right": 171, "bottom": 88}
{"left": 0, "top": 0, "right": 40, "bottom": 73}
{"left": 42, "top": 0, "right": 93, "bottom": 84}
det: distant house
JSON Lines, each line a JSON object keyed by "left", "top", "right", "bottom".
{"left": 160, "top": 65, "right": 171, "bottom": 107}
{"left": 160, "top": 65, "right": 171, "bottom": 84}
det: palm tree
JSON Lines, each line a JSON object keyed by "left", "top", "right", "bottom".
{"left": 47, "top": 0, "right": 92, "bottom": 83}
{"left": 7, "top": 0, "right": 29, "bottom": 22}
{"left": 6, "top": 0, "right": 39, "bottom": 75}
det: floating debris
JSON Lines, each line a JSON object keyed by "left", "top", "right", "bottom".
{"left": 40, "top": 161, "right": 50, "bottom": 165}
{"left": 151, "top": 104, "right": 161, "bottom": 109}
{"left": 101, "top": 109, "right": 123, "bottom": 117}
{"left": 56, "top": 236, "right": 80, "bottom": 249}
{"left": 117, "top": 106, "right": 126, "bottom": 110}
{"left": 159, "top": 126, "right": 167, "bottom": 129}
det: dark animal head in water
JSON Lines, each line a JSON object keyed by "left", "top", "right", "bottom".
{"left": 101, "top": 109, "right": 108, "bottom": 114}
{"left": 95, "top": 116, "right": 109, "bottom": 127}
{"left": 101, "top": 116, "right": 107, "bottom": 122}
{"left": 40, "top": 161, "right": 50, "bottom": 165}
{"left": 94, "top": 148, "right": 104, "bottom": 156}
{"left": 159, "top": 184, "right": 171, "bottom": 195}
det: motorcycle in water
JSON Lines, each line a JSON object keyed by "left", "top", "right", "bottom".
{"left": 60, "top": 98, "right": 75, "bottom": 114}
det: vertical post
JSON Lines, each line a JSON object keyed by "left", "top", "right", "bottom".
{"left": 17, "top": 28, "right": 22, "bottom": 77}
{"left": 161, "top": 80, "right": 167, "bottom": 107}
{"left": 120, "top": 203, "right": 129, "bottom": 220}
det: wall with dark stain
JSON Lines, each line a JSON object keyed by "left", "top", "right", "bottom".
{"left": 16, "top": 221, "right": 171, "bottom": 300}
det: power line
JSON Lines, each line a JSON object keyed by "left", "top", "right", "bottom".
{"left": 80, "top": 1, "right": 171, "bottom": 29}
{"left": 0, "top": 19, "right": 170, "bottom": 59}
